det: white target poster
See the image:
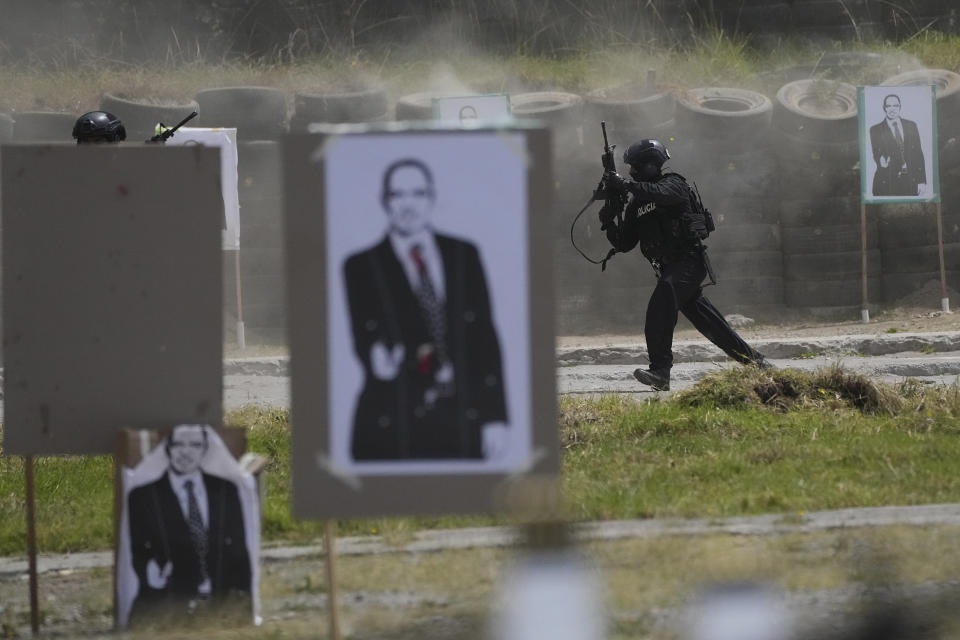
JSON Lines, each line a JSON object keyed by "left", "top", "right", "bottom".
{"left": 859, "top": 85, "right": 940, "bottom": 203}
{"left": 168, "top": 127, "right": 241, "bottom": 249}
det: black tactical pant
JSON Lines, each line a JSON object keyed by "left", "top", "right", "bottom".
{"left": 645, "top": 251, "right": 763, "bottom": 372}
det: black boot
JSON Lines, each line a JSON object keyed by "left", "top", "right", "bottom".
{"left": 633, "top": 368, "right": 670, "bottom": 391}
{"left": 754, "top": 356, "right": 775, "bottom": 370}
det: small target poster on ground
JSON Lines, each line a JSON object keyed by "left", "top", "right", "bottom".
{"left": 284, "top": 124, "right": 558, "bottom": 519}
{"left": 859, "top": 85, "right": 940, "bottom": 204}
{"left": 433, "top": 94, "right": 512, "bottom": 125}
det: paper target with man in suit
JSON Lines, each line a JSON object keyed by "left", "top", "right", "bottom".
{"left": 116, "top": 424, "right": 260, "bottom": 629}
{"left": 328, "top": 131, "right": 531, "bottom": 475}
{"left": 285, "top": 125, "right": 559, "bottom": 519}
{"left": 859, "top": 84, "right": 940, "bottom": 203}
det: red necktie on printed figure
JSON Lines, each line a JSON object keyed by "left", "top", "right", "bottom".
{"left": 410, "top": 244, "right": 448, "bottom": 365}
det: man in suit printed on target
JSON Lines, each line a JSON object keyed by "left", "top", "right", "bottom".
{"left": 870, "top": 93, "right": 926, "bottom": 197}
{"left": 126, "top": 425, "right": 250, "bottom": 620}
{"left": 342, "top": 158, "right": 509, "bottom": 462}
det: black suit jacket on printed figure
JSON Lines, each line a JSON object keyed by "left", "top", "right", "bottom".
{"left": 870, "top": 117, "right": 925, "bottom": 196}
{"left": 127, "top": 472, "right": 251, "bottom": 617}
{"left": 343, "top": 233, "right": 508, "bottom": 460}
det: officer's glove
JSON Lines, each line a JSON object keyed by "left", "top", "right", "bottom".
{"left": 598, "top": 203, "right": 617, "bottom": 231}
{"left": 603, "top": 171, "right": 628, "bottom": 194}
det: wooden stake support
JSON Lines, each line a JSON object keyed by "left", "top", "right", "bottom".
{"left": 935, "top": 201, "right": 951, "bottom": 313}
{"left": 860, "top": 202, "right": 870, "bottom": 323}
{"left": 233, "top": 249, "right": 246, "bottom": 349}
{"left": 325, "top": 520, "right": 342, "bottom": 640}
{"left": 25, "top": 455, "right": 39, "bottom": 635}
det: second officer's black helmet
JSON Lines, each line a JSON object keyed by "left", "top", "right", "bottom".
{"left": 72, "top": 111, "right": 126, "bottom": 144}
{"left": 623, "top": 139, "right": 670, "bottom": 168}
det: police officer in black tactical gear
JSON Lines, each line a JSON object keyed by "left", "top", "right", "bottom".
{"left": 599, "top": 139, "right": 772, "bottom": 391}
{"left": 72, "top": 111, "right": 126, "bottom": 144}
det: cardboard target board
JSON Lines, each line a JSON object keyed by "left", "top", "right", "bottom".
{"left": 285, "top": 125, "right": 558, "bottom": 519}
{"left": 2, "top": 145, "right": 224, "bottom": 455}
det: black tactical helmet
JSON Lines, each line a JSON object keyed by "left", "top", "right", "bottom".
{"left": 72, "top": 111, "right": 126, "bottom": 144}
{"left": 623, "top": 139, "right": 670, "bottom": 168}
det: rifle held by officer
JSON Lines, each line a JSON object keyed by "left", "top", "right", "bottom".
{"left": 146, "top": 110, "right": 198, "bottom": 143}
{"left": 594, "top": 122, "right": 629, "bottom": 234}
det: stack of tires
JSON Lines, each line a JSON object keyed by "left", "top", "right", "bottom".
{"left": 772, "top": 79, "right": 875, "bottom": 317}
{"left": 874, "top": 70, "right": 960, "bottom": 307}
{"left": 290, "top": 87, "right": 389, "bottom": 132}
{"left": 195, "top": 87, "right": 290, "bottom": 345}
{"left": 99, "top": 93, "right": 199, "bottom": 142}
{"left": 877, "top": 203, "right": 960, "bottom": 305}
{"left": 672, "top": 87, "right": 783, "bottom": 318}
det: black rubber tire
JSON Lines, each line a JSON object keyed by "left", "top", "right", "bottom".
{"left": 883, "top": 271, "right": 960, "bottom": 304}
{"left": 237, "top": 141, "right": 282, "bottom": 200}
{"left": 781, "top": 223, "right": 878, "bottom": 254}
{"left": 785, "top": 276, "right": 880, "bottom": 308}
{"left": 674, "top": 87, "right": 772, "bottom": 143}
{"left": 711, "top": 197, "right": 780, "bottom": 226}
{"left": 710, "top": 250, "right": 784, "bottom": 277}
{"left": 510, "top": 92, "right": 584, "bottom": 128}
{"left": 11, "top": 111, "right": 77, "bottom": 141}
{"left": 394, "top": 92, "right": 463, "bottom": 121}
{"left": 883, "top": 69, "right": 960, "bottom": 101}
{"left": 239, "top": 248, "right": 284, "bottom": 278}
{"left": 784, "top": 249, "right": 881, "bottom": 279}
{"left": 238, "top": 195, "right": 283, "bottom": 230}
{"left": 0, "top": 113, "right": 13, "bottom": 143}
{"left": 194, "top": 87, "right": 288, "bottom": 140}
{"left": 707, "top": 222, "right": 781, "bottom": 252}
{"left": 686, "top": 147, "right": 778, "bottom": 200}
{"left": 780, "top": 196, "right": 860, "bottom": 228}
{"left": 773, "top": 79, "right": 859, "bottom": 142}
{"left": 880, "top": 244, "right": 960, "bottom": 274}
{"left": 241, "top": 274, "right": 286, "bottom": 309}
{"left": 704, "top": 276, "right": 785, "bottom": 307}
{"left": 240, "top": 221, "right": 283, "bottom": 250}
{"left": 878, "top": 209, "right": 960, "bottom": 249}
{"left": 773, "top": 130, "right": 862, "bottom": 198}
{"left": 291, "top": 87, "right": 389, "bottom": 126}
{"left": 99, "top": 92, "right": 200, "bottom": 142}
{"left": 583, "top": 84, "right": 674, "bottom": 132}
{"left": 883, "top": 69, "right": 960, "bottom": 153}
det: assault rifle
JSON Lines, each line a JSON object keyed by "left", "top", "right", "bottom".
{"left": 594, "top": 121, "right": 629, "bottom": 232}
{"left": 569, "top": 122, "right": 632, "bottom": 271}
{"left": 146, "top": 110, "right": 198, "bottom": 143}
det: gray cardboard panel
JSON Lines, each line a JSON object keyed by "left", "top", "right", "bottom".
{"left": 285, "top": 125, "right": 558, "bottom": 520}
{"left": 2, "top": 145, "right": 224, "bottom": 455}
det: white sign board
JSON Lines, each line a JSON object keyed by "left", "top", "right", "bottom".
{"left": 168, "top": 127, "right": 241, "bottom": 249}
{"left": 433, "top": 94, "right": 512, "bottom": 125}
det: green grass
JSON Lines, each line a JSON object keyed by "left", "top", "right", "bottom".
{"left": 1, "top": 30, "right": 959, "bottom": 113}
{"left": 3, "top": 366, "right": 960, "bottom": 556}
